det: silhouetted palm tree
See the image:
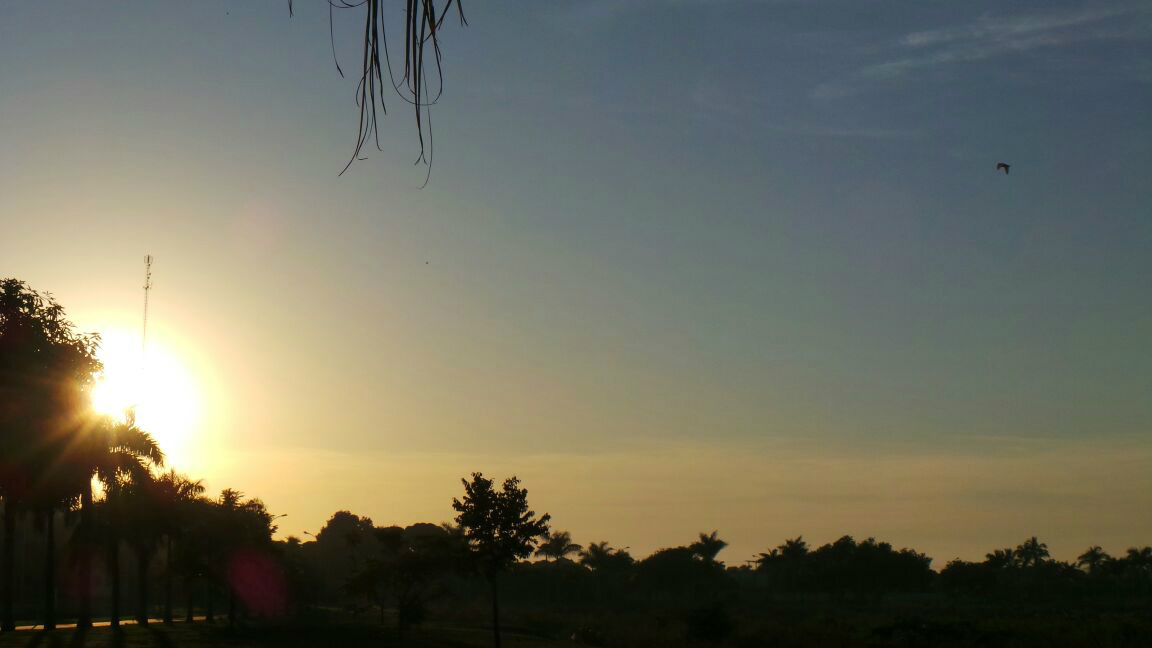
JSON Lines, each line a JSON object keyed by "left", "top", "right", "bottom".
{"left": 122, "top": 474, "right": 168, "bottom": 626}
{"left": 1126, "top": 546, "right": 1152, "bottom": 568}
{"left": 152, "top": 471, "right": 205, "bottom": 624}
{"left": 984, "top": 548, "right": 1016, "bottom": 569}
{"left": 690, "top": 531, "right": 728, "bottom": 565}
{"left": 1015, "top": 537, "right": 1050, "bottom": 568}
{"left": 212, "top": 488, "right": 278, "bottom": 626}
{"left": 1077, "top": 546, "right": 1111, "bottom": 575}
{"left": 580, "top": 542, "right": 614, "bottom": 571}
{"left": 579, "top": 541, "right": 634, "bottom": 572}
{"left": 67, "top": 414, "right": 163, "bottom": 628}
{"left": 29, "top": 470, "right": 76, "bottom": 631}
{"left": 535, "top": 530, "right": 582, "bottom": 561}
{"left": 779, "top": 536, "right": 809, "bottom": 561}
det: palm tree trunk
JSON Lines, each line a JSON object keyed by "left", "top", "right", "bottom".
{"left": 490, "top": 576, "right": 501, "bottom": 648}
{"left": 77, "top": 486, "right": 93, "bottom": 629}
{"left": 43, "top": 511, "right": 55, "bottom": 631}
{"left": 136, "top": 546, "right": 150, "bottom": 625}
{"left": 163, "top": 536, "right": 173, "bottom": 624}
{"left": 205, "top": 583, "right": 214, "bottom": 623}
{"left": 108, "top": 536, "right": 120, "bottom": 628}
{"left": 2, "top": 502, "right": 16, "bottom": 631}
{"left": 184, "top": 577, "right": 194, "bottom": 623}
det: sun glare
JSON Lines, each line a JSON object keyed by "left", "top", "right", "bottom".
{"left": 90, "top": 329, "right": 201, "bottom": 468}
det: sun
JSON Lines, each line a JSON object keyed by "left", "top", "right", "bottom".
{"left": 90, "top": 329, "right": 201, "bottom": 468}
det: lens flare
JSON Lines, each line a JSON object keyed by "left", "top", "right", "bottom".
{"left": 90, "top": 328, "right": 200, "bottom": 467}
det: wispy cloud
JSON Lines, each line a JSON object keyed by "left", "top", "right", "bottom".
{"left": 690, "top": 79, "right": 919, "bottom": 139}
{"left": 900, "top": 7, "right": 1134, "bottom": 49}
{"left": 548, "top": 0, "right": 796, "bottom": 27}
{"left": 817, "top": 5, "right": 1152, "bottom": 97}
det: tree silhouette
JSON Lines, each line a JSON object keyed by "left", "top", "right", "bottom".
{"left": 1015, "top": 537, "right": 1050, "bottom": 568}
{"left": 984, "top": 548, "right": 1016, "bottom": 569}
{"left": 212, "top": 488, "right": 278, "bottom": 626}
{"left": 0, "top": 278, "right": 101, "bottom": 630}
{"left": 579, "top": 541, "right": 635, "bottom": 573}
{"left": 1125, "top": 546, "right": 1152, "bottom": 569}
{"left": 452, "top": 473, "right": 550, "bottom": 648}
{"left": 779, "top": 536, "right": 809, "bottom": 561}
{"left": 67, "top": 414, "right": 163, "bottom": 628}
{"left": 1077, "top": 546, "right": 1111, "bottom": 575}
{"left": 349, "top": 523, "right": 462, "bottom": 639}
{"left": 122, "top": 474, "right": 165, "bottom": 625}
{"left": 690, "top": 530, "right": 728, "bottom": 565}
{"left": 535, "top": 530, "right": 582, "bottom": 562}
{"left": 1124, "top": 546, "right": 1152, "bottom": 593}
{"left": 151, "top": 471, "right": 205, "bottom": 624}
{"left": 29, "top": 462, "right": 75, "bottom": 631}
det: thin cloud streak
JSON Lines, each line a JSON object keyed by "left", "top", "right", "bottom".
{"left": 816, "top": 4, "right": 1152, "bottom": 97}
{"left": 900, "top": 7, "right": 1137, "bottom": 49}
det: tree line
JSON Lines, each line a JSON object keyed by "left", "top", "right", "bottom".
{"left": 3, "top": 277, "right": 1150, "bottom": 645}
{"left": 0, "top": 279, "right": 281, "bottom": 630}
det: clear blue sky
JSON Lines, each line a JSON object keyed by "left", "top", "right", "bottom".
{"left": 1, "top": 1, "right": 1149, "bottom": 563}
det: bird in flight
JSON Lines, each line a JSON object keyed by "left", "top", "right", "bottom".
{"left": 996, "top": 162, "right": 1011, "bottom": 175}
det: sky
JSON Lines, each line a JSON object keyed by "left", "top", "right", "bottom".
{"left": 1, "top": 0, "right": 1149, "bottom": 565}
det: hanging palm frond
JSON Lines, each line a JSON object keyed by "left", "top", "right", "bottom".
{"left": 304, "top": 1, "right": 466, "bottom": 183}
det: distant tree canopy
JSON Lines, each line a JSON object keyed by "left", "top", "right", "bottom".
{"left": 754, "top": 535, "right": 933, "bottom": 596}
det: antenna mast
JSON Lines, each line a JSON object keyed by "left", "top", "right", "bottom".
{"left": 142, "top": 255, "right": 153, "bottom": 355}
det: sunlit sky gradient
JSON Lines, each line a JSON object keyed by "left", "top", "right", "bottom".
{"left": 2, "top": 1, "right": 1150, "bottom": 565}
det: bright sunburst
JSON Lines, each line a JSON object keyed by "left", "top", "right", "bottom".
{"left": 90, "top": 328, "right": 201, "bottom": 467}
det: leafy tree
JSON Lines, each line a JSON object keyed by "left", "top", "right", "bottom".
{"left": 452, "top": 473, "right": 550, "bottom": 648}
{"left": 637, "top": 546, "right": 723, "bottom": 596}
{"left": 349, "top": 523, "right": 462, "bottom": 640}
{"left": 535, "top": 530, "right": 582, "bottom": 562}
{"left": 0, "top": 278, "right": 101, "bottom": 630}
{"left": 312, "top": 510, "right": 376, "bottom": 604}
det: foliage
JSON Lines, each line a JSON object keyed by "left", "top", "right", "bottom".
{"left": 451, "top": 473, "right": 551, "bottom": 578}
{"left": 579, "top": 541, "right": 635, "bottom": 573}
{"left": 534, "top": 530, "right": 582, "bottom": 562}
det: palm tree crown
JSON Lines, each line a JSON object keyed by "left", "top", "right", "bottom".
{"left": 535, "top": 530, "right": 582, "bottom": 561}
